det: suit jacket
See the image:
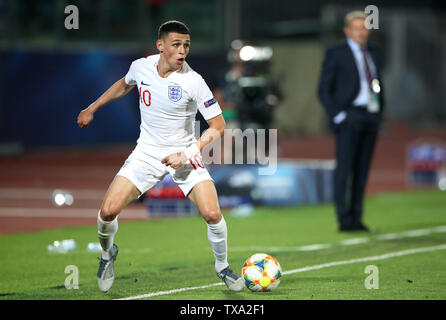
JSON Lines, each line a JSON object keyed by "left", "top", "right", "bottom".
{"left": 318, "top": 40, "right": 385, "bottom": 121}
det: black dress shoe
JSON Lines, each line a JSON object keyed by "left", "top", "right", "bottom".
{"left": 353, "top": 223, "right": 370, "bottom": 231}
{"left": 355, "top": 223, "right": 377, "bottom": 233}
{"left": 339, "top": 224, "right": 357, "bottom": 232}
{"left": 339, "top": 223, "right": 371, "bottom": 232}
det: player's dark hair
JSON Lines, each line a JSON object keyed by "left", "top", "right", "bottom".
{"left": 158, "top": 20, "right": 190, "bottom": 39}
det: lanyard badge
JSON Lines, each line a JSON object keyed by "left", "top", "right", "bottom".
{"left": 368, "top": 79, "right": 381, "bottom": 113}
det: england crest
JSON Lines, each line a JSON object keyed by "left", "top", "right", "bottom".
{"left": 168, "top": 85, "right": 182, "bottom": 102}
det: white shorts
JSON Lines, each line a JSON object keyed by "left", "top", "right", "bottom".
{"left": 116, "top": 146, "right": 213, "bottom": 196}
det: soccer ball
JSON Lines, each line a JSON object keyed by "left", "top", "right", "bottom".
{"left": 241, "top": 253, "right": 282, "bottom": 292}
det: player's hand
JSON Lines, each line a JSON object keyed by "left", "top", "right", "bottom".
{"left": 161, "top": 152, "right": 188, "bottom": 169}
{"left": 77, "top": 109, "right": 94, "bottom": 128}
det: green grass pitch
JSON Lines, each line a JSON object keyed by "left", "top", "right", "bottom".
{"left": 1, "top": 190, "right": 445, "bottom": 300}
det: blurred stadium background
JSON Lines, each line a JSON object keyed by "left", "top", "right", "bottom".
{"left": 1, "top": 0, "right": 446, "bottom": 234}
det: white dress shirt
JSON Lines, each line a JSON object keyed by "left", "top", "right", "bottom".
{"left": 333, "top": 37, "right": 377, "bottom": 124}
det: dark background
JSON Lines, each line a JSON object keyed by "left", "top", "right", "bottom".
{"left": 1, "top": 0, "right": 445, "bottom": 149}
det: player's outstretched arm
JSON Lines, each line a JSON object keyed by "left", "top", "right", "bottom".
{"left": 161, "top": 114, "right": 226, "bottom": 169}
{"left": 77, "top": 77, "right": 135, "bottom": 128}
{"left": 197, "top": 114, "right": 226, "bottom": 151}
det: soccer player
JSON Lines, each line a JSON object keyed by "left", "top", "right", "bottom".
{"left": 77, "top": 20, "right": 244, "bottom": 293}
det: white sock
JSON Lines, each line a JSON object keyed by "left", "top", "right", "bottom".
{"left": 97, "top": 211, "right": 118, "bottom": 260}
{"left": 207, "top": 216, "right": 229, "bottom": 273}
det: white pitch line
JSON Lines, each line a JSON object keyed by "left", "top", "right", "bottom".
{"left": 230, "top": 244, "right": 332, "bottom": 252}
{"left": 340, "top": 237, "right": 370, "bottom": 246}
{"left": 117, "top": 243, "right": 446, "bottom": 300}
{"left": 297, "top": 244, "right": 332, "bottom": 251}
{"left": 282, "top": 243, "right": 446, "bottom": 275}
{"left": 400, "top": 229, "right": 432, "bottom": 238}
{"left": 117, "top": 282, "right": 225, "bottom": 300}
{"left": 230, "top": 225, "right": 446, "bottom": 253}
{"left": 375, "top": 233, "right": 400, "bottom": 240}
{"left": 432, "top": 225, "right": 446, "bottom": 233}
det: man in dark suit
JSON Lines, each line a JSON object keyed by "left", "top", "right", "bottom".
{"left": 318, "top": 11, "right": 384, "bottom": 232}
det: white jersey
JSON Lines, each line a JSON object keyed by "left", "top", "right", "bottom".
{"left": 124, "top": 54, "right": 222, "bottom": 151}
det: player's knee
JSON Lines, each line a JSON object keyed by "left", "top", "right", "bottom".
{"left": 202, "top": 208, "right": 221, "bottom": 225}
{"left": 100, "top": 202, "right": 122, "bottom": 221}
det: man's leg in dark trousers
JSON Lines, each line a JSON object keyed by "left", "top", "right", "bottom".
{"left": 350, "top": 114, "right": 380, "bottom": 227}
{"left": 333, "top": 117, "right": 361, "bottom": 229}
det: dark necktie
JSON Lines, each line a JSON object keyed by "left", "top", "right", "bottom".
{"left": 361, "top": 47, "right": 374, "bottom": 85}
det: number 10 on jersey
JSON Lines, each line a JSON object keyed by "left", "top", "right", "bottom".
{"left": 189, "top": 155, "right": 204, "bottom": 170}
{"left": 139, "top": 87, "right": 151, "bottom": 107}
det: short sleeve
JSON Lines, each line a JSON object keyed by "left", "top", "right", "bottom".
{"left": 193, "top": 75, "right": 222, "bottom": 120}
{"left": 124, "top": 61, "right": 137, "bottom": 86}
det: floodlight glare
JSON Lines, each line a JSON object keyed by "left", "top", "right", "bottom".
{"left": 239, "top": 46, "right": 273, "bottom": 62}
{"left": 52, "top": 189, "right": 74, "bottom": 206}
{"left": 54, "top": 193, "right": 66, "bottom": 206}
{"left": 239, "top": 46, "right": 256, "bottom": 61}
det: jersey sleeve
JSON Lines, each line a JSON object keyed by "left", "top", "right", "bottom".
{"left": 193, "top": 75, "right": 222, "bottom": 120}
{"left": 124, "top": 61, "right": 138, "bottom": 86}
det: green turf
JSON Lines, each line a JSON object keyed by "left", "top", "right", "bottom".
{"left": 0, "top": 190, "right": 445, "bottom": 300}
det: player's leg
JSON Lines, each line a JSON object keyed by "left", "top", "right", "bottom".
{"left": 96, "top": 147, "right": 167, "bottom": 292}
{"left": 188, "top": 180, "right": 244, "bottom": 291}
{"left": 96, "top": 175, "right": 140, "bottom": 293}
{"left": 98, "top": 147, "right": 165, "bottom": 261}
{"left": 98, "top": 175, "right": 141, "bottom": 258}
{"left": 188, "top": 180, "right": 227, "bottom": 269}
